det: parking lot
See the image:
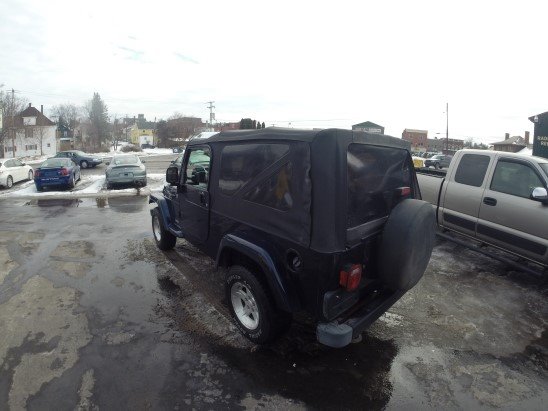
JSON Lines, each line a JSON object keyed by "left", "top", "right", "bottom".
{"left": 0, "top": 195, "right": 546, "bottom": 410}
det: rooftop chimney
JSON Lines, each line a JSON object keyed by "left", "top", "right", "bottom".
{"left": 28, "top": 103, "right": 31, "bottom": 108}
{"left": 525, "top": 131, "right": 530, "bottom": 146}
{"left": 40, "top": 105, "right": 43, "bottom": 114}
{"left": 505, "top": 133, "right": 510, "bottom": 140}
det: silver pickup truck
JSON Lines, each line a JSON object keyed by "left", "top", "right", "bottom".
{"left": 417, "top": 149, "right": 548, "bottom": 268}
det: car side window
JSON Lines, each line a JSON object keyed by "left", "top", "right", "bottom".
{"left": 218, "top": 143, "right": 290, "bottom": 196}
{"left": 454, "top": 154, "right": 490, "bottom": 187}
{"left": 184, "top": 147, "right": 211, "bottom": 189}
{"left": 4, "top": 160, "right": 13, "bottom": 167}
{"left": 490, "top": 160, "right": 544, "bottom": 198}
{"left": 13, "top": 159, "right": 23, "bottom": 166}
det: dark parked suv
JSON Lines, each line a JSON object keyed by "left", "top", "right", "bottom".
{"left": 150, "top": 128, "right": 435, "bottom": 347}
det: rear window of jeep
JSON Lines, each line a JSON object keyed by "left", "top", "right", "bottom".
{"left": 347, "top": 144, "right": 413, "bottom": 227}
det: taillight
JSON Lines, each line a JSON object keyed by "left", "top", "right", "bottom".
{"left": 396, "top": 186, "right": 411, "bottom": 197}
{"left": 60, "top": 168, "right": 69, "bottom": 176}
{"left": 339, "top": 264, "right": 362, "bottom": 292}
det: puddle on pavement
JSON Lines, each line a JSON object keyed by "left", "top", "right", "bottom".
{"left": 155, "top": 275, "right": 396, "bottom": 410}
{"left": 24, "top": 196, "right": 149, "bottom": 212}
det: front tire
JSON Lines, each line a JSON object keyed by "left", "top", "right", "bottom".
{"left": 80, "top": 160, "right": 89, "bottom": 169}
{"left": 151, "top": 208, "right": 176, "bottom": 250}
{"left": 225, "top": 265, "right": 291, "bottom": 344}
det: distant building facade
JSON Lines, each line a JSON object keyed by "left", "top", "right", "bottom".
{"left": 491, "top": 132, "right": 529, "bottom": 153}
{"left": 402, "top": 129, "right": 427, "bottom": 151}
{"left": 352, "top": 121, "right": 384, "bottom": 134}
{"left": 3, "top": 104, "right": 56, "bottom": 158}
{"left": 129, "top": 114, "right": 157, "bottom": 145}
{"left": 528, "top": 112, "right": 548, "bottom": 159}
{"left": 427, "top": 137, "right": 464, "bottom": 154}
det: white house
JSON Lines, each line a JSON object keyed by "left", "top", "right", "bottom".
{"left": 3, "top": 104, "right": 57, "bottom": 158}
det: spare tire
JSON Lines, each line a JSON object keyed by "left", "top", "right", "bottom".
{"left": 378, "top": 199, "right": 436, "bottom": 291}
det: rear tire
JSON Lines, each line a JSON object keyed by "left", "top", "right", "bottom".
{"left": 68, "top": 174, "right": 75, "bottom": 189}
{"left": 6, "top": 176, "right": 13, "bottom": 188}
{"left": 28, "top": 170, "right": 33, "bottom": 180}
{"left": 80, "top": 160, "right": 89, "bottom": 169}
{"left": 151, "top": 208, "right": 176, "bottom": 250}
{"left": 226, "top": 265, "right": 291, "bottom": 344}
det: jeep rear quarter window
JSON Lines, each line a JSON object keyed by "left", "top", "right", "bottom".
{"left": 347, "top": 144, "right": 413, "bottom": 227}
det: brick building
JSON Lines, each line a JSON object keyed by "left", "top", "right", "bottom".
{"left": 492, "top": 132, "right": 530, "bottom": 153}
{"left": 402, "top": 129, "right": 427, "bottom": 151}
{"left": 427, "top": 137, "right": 464, "bottom": 154}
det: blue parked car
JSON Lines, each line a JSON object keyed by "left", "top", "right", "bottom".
{"left": 34, "top": 158, "right": 81, "bottom": 191}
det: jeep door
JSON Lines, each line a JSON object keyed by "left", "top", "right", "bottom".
{"left": 477, "top": 157, "right": 548, "bottom": 265}
{"left": 179, "top": 146, "right": 211, "bottom": 243}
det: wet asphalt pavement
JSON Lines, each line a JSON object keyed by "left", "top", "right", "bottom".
{"left": 0, "top": 196, "right": 547, "bottom": 410}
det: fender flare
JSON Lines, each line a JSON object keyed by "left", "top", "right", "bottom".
{"left": 216, "top": 234, "right": 296, "bottom": 312}
{"left": 149, "top": 193, "right": 176, "bottom": 234}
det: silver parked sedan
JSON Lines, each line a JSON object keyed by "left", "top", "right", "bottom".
{"left": 105, "top": 154, "right": 147, "bottom": 189}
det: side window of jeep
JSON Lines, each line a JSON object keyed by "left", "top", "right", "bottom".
{"left": 219, "top": 143, "right": 289, "bottom": 196}
{"left": 184, "top": 148, "right": 211, "bottom": 189}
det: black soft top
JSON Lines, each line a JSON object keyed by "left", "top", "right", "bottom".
{"left": 189, "top": 127, "right": 409, "bottom": 150}
{"left": 193, "top": 128, "right": 411, "bottom": 252}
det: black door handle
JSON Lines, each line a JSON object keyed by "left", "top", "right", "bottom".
{"left": 483, "top": 197, "right": 497, "bottom": 206}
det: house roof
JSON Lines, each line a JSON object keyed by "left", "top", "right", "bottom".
{"left": 528, "top": 111, "right": 548, "bottom": 122}
{"left": 15, "top": 105, "right": 55, "bottom": 126}
{"left": 403, "top": 128, "right": 428, "bottom": 134}
{"left": 352, "top": 121, "right": 383, "bottom": 129}
{"left": 491, "top": 136, "right": 526, "bottom": 146}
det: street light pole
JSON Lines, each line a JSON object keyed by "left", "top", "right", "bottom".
{"left": 445, "top": 102, "right": 449, "bottom": 153}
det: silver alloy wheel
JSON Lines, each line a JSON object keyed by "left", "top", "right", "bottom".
{"left": 81, "top": 160, "right": 88, "bottom": 169}
{"left": 230, "top": 282, "right": 260, "bottom": 330}
{"left": 6, "top": 176, "right": 13, "bottom": 188}
{"left": 152, "top": 215, "right": 162, "bottom": 242}
{"left": 28, "top": 170, "right": 33, "bottom": 180}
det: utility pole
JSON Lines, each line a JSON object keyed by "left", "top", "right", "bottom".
{"left": 11, "top": 88, "right": 15, "bottom": 158}
{"left": 445, "top": 102, "right": 449, "bottom": 153}
{"left": 206, "top": 101, "right": 215, "bottom": 130}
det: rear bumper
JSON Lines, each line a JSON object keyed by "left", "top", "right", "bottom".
{"left": 107, "top": 175, "right": 147, "bottom": 186}
{"left": 35, "top": 176, "right": 71, "bottom": 187}
{"left": 316, "top": 289, "right": 405, "bottom": 348}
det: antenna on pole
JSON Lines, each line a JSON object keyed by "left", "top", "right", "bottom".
{"left": 206, "top": 101, "right": 215, "bottom": 131}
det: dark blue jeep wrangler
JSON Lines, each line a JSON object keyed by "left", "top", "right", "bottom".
{"left": 150, "top": 128, "right": 435, "bottom": 348}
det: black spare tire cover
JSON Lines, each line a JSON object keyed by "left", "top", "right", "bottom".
{"left": 378, "top": 199, "right": 435, "bottom": 291}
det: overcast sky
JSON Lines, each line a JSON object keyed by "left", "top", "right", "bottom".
{"left": 1, "top": 0, "right": 547, "bottom": 143}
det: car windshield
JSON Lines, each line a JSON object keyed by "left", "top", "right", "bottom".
{"left": 42, "top": 158, "right": 71, "bottom": 167}
{"left": 540, "top": 163, "right": 548, "bottom": 177}
{"left": 431, "top": 155, "right": 442, "bottom": 160}
{"left": 73, "top": 151, "right": 86, "bottom": 156}
{"left": 113, "top": 156, "right": 139, "bottom": 165}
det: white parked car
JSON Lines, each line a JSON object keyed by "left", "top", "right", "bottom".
{"left": 0, "top": 158, "right": 34, "bottom": 188}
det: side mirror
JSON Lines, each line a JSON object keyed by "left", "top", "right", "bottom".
{"left": 142, "top": 159, "right": 146, "bottom": 163}
{"left": 166, "top": 166, "right": 179, "bottom": 185}
{"left": 21, "top": 162, "right": 26, "bottom": 166}
{"left": 531, "top": 187, "right": 548, "bottom": 205}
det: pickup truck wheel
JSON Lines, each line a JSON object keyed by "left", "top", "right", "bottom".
{"left": 151, "top": 208, "right": 176, "bottom": 250}
{"left": 378, "top": 199, "right": 436, "bottom": 291}
{"left": 226, "top": 265, "right": 291, "bottom": 344}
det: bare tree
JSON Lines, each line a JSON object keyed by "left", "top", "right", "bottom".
{"left": 85, "top": 93, "right": 109, "bottom": 151}
{"left": 0, "top": 87, "right": 28, "bottom": 156}
{"left": 50, "top": 103, "right": 81, "bottom": 139}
